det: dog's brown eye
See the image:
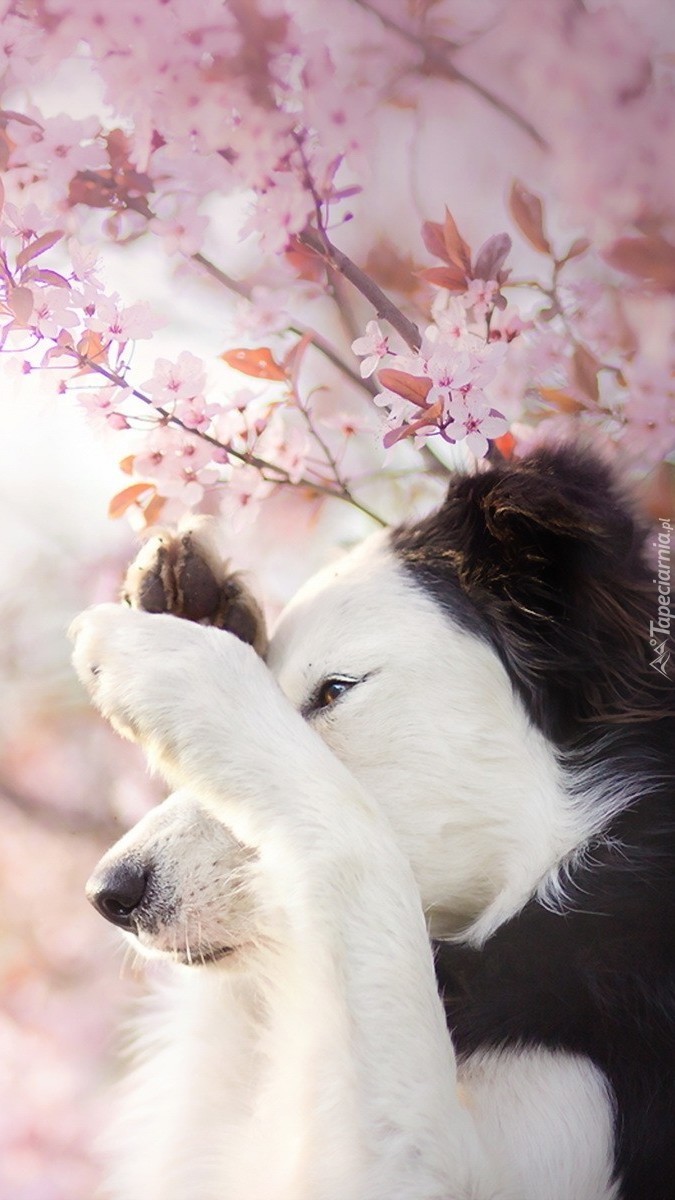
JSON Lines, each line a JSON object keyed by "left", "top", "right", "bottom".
{"left": 316, "top": 678, "right": 355, "bottom": 710}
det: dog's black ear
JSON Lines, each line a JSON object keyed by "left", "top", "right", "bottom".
{"left": 394, "top": 447, "right": 672, "bottom": 741}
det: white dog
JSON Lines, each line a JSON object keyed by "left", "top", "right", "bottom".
{"left": 73, "top": 447, "right": 675, "bottom": 1200}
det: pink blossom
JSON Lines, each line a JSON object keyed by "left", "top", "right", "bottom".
{"left": 227, "top": 288, "right": 290, "bottom": 342}
{"left": 151, "top": 194, "right": 209, "bottom": 257}
{"left": 301, "top": 46, "right": 370, "bottom": 162}
{"left": 0, "top": 202, "right": 49, "bottom": 242}
{"left": 620, "top": 358, "right": 675, "bottom": 464}
{"left": 133, "top": 425, "right": 220, "bottom": 509}
{"left": 351, "top": 321, "right": 391, "bottom": 377}
{"left": 77, "top": 386, "right": 132, "bottom": 432}
{"left": 8, "top": 111, "right": 106, "bottom": 194}
{"left": 228, "top": 108, "right": 295, "bottom": 190}
{"left": 240, "top": 176, "right": 315, "bottom": 254}
{"left": 426, "top": 344, "right": 474, "bottom": 403}
{"left": 256, "top": 413, "right": 310, "bottom": 485}
{"left": 461, "top": 278, "right": 498, "bottom": 318}
{"left": 220, "top": 464, "right": 273, "bottom": 529}
{"left": 444, "top": 396, "right": 509, "bottom": 457}
{"left": 175, "top": 394, "right": 219, "bottom": 433}
{"left": 0, "top": 12, "right": 46, "bottom": 86}
{"left": 372, "top": 387, "right": 420, "bottom": 427}
{"left": 32, "top": 289, "right": 80, "bottom": 340}
{"left": 68, "top": 243, "right": 103, "bottom": 285}
{"left": 430, "top": 295, "right": 470, "bottom": 345}
{"left": 87, "top": 297, "right": 163, "bottom": 343}
{"left": 142, "top": 352, "right": 207, "bottom": 409}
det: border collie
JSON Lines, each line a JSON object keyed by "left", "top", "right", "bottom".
{"left": 71, "top": 446, "right": 674, "bottom": 1200}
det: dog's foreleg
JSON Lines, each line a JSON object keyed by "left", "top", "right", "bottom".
{"left": 71, "top": 606, "right": 500, "bottom": 1200}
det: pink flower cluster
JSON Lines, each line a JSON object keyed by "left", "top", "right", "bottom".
{"left": 0, "top": 0, "right": 672, "bottom": 514}
{"left": 0, "top": 0, "right": 384, "bottom": 259}
{"left": 354, "top": 308, "right": 509, "bottom": 458}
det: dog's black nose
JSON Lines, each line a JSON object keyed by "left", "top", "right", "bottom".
{"left": 86, "top": 860, "right": 148, "bottom": 929}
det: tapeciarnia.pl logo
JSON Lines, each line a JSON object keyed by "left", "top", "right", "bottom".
{"left": 650, "top": 517, "right": 673, "bottom": 678}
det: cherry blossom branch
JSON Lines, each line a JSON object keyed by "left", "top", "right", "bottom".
{"left": 298, "top": 227, "right": 423, "bottom": 351}
{"left": 192, "top": 251, "right": 378, "bottom": 396}
{"left": 78, "top": 355, "right": 388, "bottom": 526}
{"left": 197, "top": 246, "right": 446, "bottom": 479}
{"left": 351, "top": 0, "right": 549, "bottom": 150}
{"left": 200, "top": 246, "right": 447, "bottom": 480}
{"left": 327, "top": 269, "right": 362, "bottom": 344}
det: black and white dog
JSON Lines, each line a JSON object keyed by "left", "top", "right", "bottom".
{"left": 72, "top": 447, "right": 675, "bottom": 1200}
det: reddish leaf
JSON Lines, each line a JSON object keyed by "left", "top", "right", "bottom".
{"left": 418, "top": 264, "right": 468, "bottom": 291}
{"left": 383, "top": 423, "right": 414, "bottom": 449}
{"left": 422, "top": 210, "right": 471, "bottom": 276}
{"left": 69, "top": 165, "right": 152, "bottom": 214}
{"left": 68, "top": 173, "right": 112, "bottom": 210}
{"left": 107, "top": 128, "right": 133, "bottom": 172}
{"left": 8, "top": 285, "right": 33, "bottom": 324}
{"left": 382, "top": 404, "right": 442, "bottom": 448}
{"left": 221, "top": 346, "right": 287, "bottom": 381}
{"left": 42, "top": 338, "right": 76, "bottom": 365}
{"left": 16, "top": 230, "right": 63, "bottom": 270}
{"left": 285, "top": 238, "right": 326, "bottom": 283}
{"left": 509, "top": 180, "right": 551, "bottom": 255}
{"left": 603, "top": 235, "right": 675, "bottom": 291}
{"left": 108, "top": 482, "right": 155, "bottom": 520}
{"left": 442, "top": 208, "right": 472, "bottom": 274}
{"left": 378, "top": 368, "right": 432, "bottom": 407}
{"left": 572, "top": 345, "right": 600, "bottom": 402}
{"left": 561, "top": 237, "right": 590, "bottom": 264}
{"left": 0, "top": 320, "right": 18, "bottom": 350}
{"left": 142, "top": 493, "right": 166, "bottom": 528}
{"left": 538, "top": 386, "right": 586, "bottom": 414}
{"left": 421, "top": 219, "right": 449, "bottom": 263}
{"left": 74, "top": 331, "right": 110, "bottom": 375}
{"left": 365, "top": 238, "right": 421, "bottom": 297}
{"left": 23, "top": 267, "right": 71, "bottom": 288}
{"left": 495, "top": 431, "right": 516, "bottom": 459}
{"left": 473, "top": 233, "right": 512, "bottom": 282}
{"left": 119, "top": 455, "right": 136, "bottom": 476}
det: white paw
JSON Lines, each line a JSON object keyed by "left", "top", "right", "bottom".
{"left": 69, "top": 603, "right": 206, "bottom": 746}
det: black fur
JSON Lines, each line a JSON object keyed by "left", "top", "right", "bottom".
{"left": 392, "top": 447, "right": 675, "bottom": 1199}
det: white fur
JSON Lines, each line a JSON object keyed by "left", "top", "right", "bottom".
{"left": 458, "top": 1048, "right": 619, "bottom": 1200}
{"left": 72, "top": 533, "right": 617, "bottom": 1199}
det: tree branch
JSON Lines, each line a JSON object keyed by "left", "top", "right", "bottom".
{"left": 351, "top": 0, "right": 548, "bottom": 150}
{"left": 192, "top": 251, "right": 378, "bottom": 396}
{"left": 78, "top": 355, "right": 388, "bottom": 526}
{"left": 298, "top": 227, "right": 422, "bottom": 351}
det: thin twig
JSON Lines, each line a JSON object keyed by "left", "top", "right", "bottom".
{"left": 328, "top": 269, "right": 363, "bottom": 343}
{"left": 299, "top": 227, "right": 422, "bottom": 351}
{"left": 351, "top": 0, "right": 548, "bottom": 150}
{"left": 77, "top": 354, "right": 388, "bottom": 525}
{"left": 196, "top": 247, "right": 447, "bottom": 478}
{"left": 192, "top": 251, "right": 377, "bottom": 395}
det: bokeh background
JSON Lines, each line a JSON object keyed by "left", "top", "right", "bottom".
{"left": 1, "top": 1, "right": 675, "bottom": 1195}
